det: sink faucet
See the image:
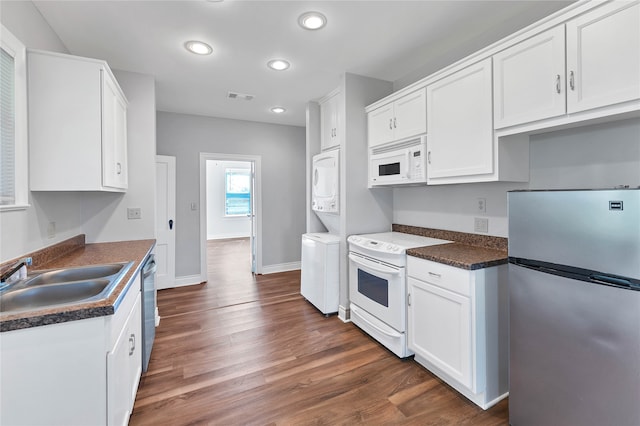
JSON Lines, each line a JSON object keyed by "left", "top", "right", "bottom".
{"left": 0, "top": 257, "right": 33, "bottom": 289}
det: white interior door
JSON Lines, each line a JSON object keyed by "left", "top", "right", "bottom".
{"left": 155, "top": 155, "right": 176, "bottom": 290}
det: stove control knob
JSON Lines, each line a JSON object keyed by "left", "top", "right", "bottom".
{"left": 392, "top": 246, "right": 400, "bottom": 252}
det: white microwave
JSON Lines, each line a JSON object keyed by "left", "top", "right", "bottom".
{"left": 369, "top": 135, "right": 427, "bottom": 187}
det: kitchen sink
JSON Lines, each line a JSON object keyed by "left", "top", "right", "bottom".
{"left": 0, "top": 280, "right": 111, "bottom": 312}
{"left": 0, "top": 261, "right": 133, "bottom": 314}
{"left": 23, "top": 264, "right": 127, "bottom": 287}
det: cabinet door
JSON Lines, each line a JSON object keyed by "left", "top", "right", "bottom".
{"left": 408, "top": 277, "right": 472, "bottom": 388}
{"left": 102, "top": 71, "right": 128, "bottom": 189}
{"left": 107, "top": 294, "right": 141, "bottom": 426}
{"left": 393, "top": 88, "right": 426, "bottom": 141}
{"left": 128, "top": 297, "right": 142, "bottom": 405}
{"left": 427, "top": 58, "right": 493, "bottom": 181}
{"left": 320, "top": 92, "right": 340, "bottom": 151}
{"left": 367, "top": 102, "right": 394, "bottom": 147}
{"left": 566, "top": 1, "right": 640, "bottom": 113}
{"left": 107, "top": 309, "right": 133, "bottom": 426}
{"left": 28, "top": 52, "right": 103, "bottom": 191}
{"left": 493, "top": 26, "right": 566, "bottom": 128}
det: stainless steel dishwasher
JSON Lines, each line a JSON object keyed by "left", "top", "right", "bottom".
{"left": 141, "top": 254, "right": 157, "bottom": 372}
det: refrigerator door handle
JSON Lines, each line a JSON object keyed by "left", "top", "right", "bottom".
{"left": 590, "top": 274, "right": 639, "bottom": 290}
{"left": 510, "top": 257, "right": 640, "bottom": 291}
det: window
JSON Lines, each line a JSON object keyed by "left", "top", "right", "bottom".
{"left": 0, "top": 25, "right": 28, "bottom": 210}
{"left": 225, "top": 168, "right": 251, "bottom": 216}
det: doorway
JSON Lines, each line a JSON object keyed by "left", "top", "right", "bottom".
{"left": 199, "top": 153, "right": 262, "bottom": 280}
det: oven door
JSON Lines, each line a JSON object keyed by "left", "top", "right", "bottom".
{"left": 348, "top": 252, "right": 406, "bottom": 332}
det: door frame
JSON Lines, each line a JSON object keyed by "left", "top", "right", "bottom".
{"left": 199, "top": 152, "right": 263, "bottom": 278}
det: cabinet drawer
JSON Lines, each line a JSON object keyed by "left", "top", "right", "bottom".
{"left": 407, "top": 257, "right": 471, "bottom": 296}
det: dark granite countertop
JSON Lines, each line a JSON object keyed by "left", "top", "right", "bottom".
{"left": 393, "top": 224, "right": 508, "bottom": 270}
{"left": 1, "top": 238, "right": 155, "bottom": 332}
{"left": 407, "top": 243, "right": 508, "bottom": 270}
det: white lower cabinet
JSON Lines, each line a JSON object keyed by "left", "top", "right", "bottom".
{"left": 408, "top": 276, "right": 472, "bottom": 388}
{"left": 0, "top": 276, "right": 142, "bottom": 425}
{"left": 407, "top": 257, "right": 509, "bottom": 409}
{"left": 108, "top": 292, "right": 142, "bottom": 426}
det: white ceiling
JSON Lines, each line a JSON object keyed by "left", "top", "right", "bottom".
{"left": 33, "top": 0, "right": 573, "bottom": 127}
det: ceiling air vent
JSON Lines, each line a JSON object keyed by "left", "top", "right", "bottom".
{"left": 227, "top": 91, "right": 254, "bottom": 101}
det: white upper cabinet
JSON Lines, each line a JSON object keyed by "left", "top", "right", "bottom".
{"left": 320, "top": 89, "right": 341, "bottom": 151}
{"left": 494, "top": 26, "right": 566, "bottom": 128}
{"left": 28, "top": 50, "right": 128, "bottom": 192}
{"left": 427, "top": 59, "right": 494, "bottom": 182}
{"left": 367, "top": 88, "right": 426, "bottom": 147}
{"left": 494, "top": 1, "right": 640, "bottom": 129}
{"left": 566, "top": 1, "right": 640, "bottom": 113}
{"left": 102, "top": 73, "right": 128, "bottom": 189}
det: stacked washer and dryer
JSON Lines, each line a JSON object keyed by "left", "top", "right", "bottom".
{"left": 301, "top": 150, "right": 340, "bottom": 314}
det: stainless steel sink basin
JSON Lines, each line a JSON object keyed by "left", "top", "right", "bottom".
{"left": 0, "top": 261, "right": 133, "bottom": 314}
{"left": 0, "top": 279, "right": 111, "bottom": 312}
{"left": 24, "top": 264, "right": 126, "bottom": 287}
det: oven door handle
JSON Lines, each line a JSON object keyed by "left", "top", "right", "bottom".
{"left": 348, "top": 253, "right": 402, "bottom": 276}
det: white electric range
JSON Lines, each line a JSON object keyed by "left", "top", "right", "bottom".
{"left": 347, "top": 232, "right": 451, "bottom": 357}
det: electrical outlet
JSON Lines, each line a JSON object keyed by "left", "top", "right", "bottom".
{"left": 477, "top": 197, "right": 487, "bottom": 213}
{"left": 47, "top": 221, "right": 56, "bottom": 239}
{"left": 474, "top": 217, "right": 489, "bottom": 233}
{"left": 127, "top": 208, "right": 142, "bottom": 220}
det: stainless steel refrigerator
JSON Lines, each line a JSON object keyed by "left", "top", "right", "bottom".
{"left": 508, "top": 188, "right": 640, "bottom": 426}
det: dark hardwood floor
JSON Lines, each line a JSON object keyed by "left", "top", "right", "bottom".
{"left": 130, "top": 238, "right": 509, "bottom": 425}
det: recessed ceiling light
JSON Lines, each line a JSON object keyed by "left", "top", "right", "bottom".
{"left": 267, "top": 59, "right": 291, "bottom": 71}
{"left": 271, "top": 107, "right": 286, "bottom": 114}
{"left": 298, "top": 12, "right": 327, "bottom": 30}
{"left": 184, "top": 40, "right": 213, "bottom": 55}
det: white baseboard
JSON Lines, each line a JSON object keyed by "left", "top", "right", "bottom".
{"left": 261, "top": 261, "right": 301, "bottom": 274}
{"left": 207, "top": 234, "right": 250, "bottom": 240}
{"left": 156, "top": 274, "right": 204, "bottom": 290}
{"left": 338, "top": 304, "right": 351, "bottom": 322}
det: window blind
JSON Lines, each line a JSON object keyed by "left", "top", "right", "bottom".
{"left": 0, "top": 46, "right": 15, "bottom": 205}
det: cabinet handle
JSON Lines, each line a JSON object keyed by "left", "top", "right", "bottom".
{"left": 407, "top": 293, "right": 411, "bottom": 306}
{"left": 428, "top": 271, "right": 442, "bottom": 278}
{"left": 393, "top": 117, "right": 397, "bottom": 129}
{"left": 129, "top": 334, "right": 135, "bottom": 356}
{"left": 555, "top": 74, "right": 561, "bottom": 94}
{"left": 427, "top": 151, "right": 432, "bottom": 165}
{"left": 569, "top": 71, "right": 575, "bottom": 91}
{"left": 117, "top": 162, "right": 122, "bottom": 175}
{"left": 389, "top": 119, "right": 393, "bottom": 130}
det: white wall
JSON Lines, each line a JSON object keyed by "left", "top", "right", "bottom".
{"left": 393, "top": 118, "right": 640, "bottom": 237}
{"left": 156, "top": 111, "right": 305, "bottom": 277}
{"left": 206, "top": 160, "right": 251, "bottom": 240}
